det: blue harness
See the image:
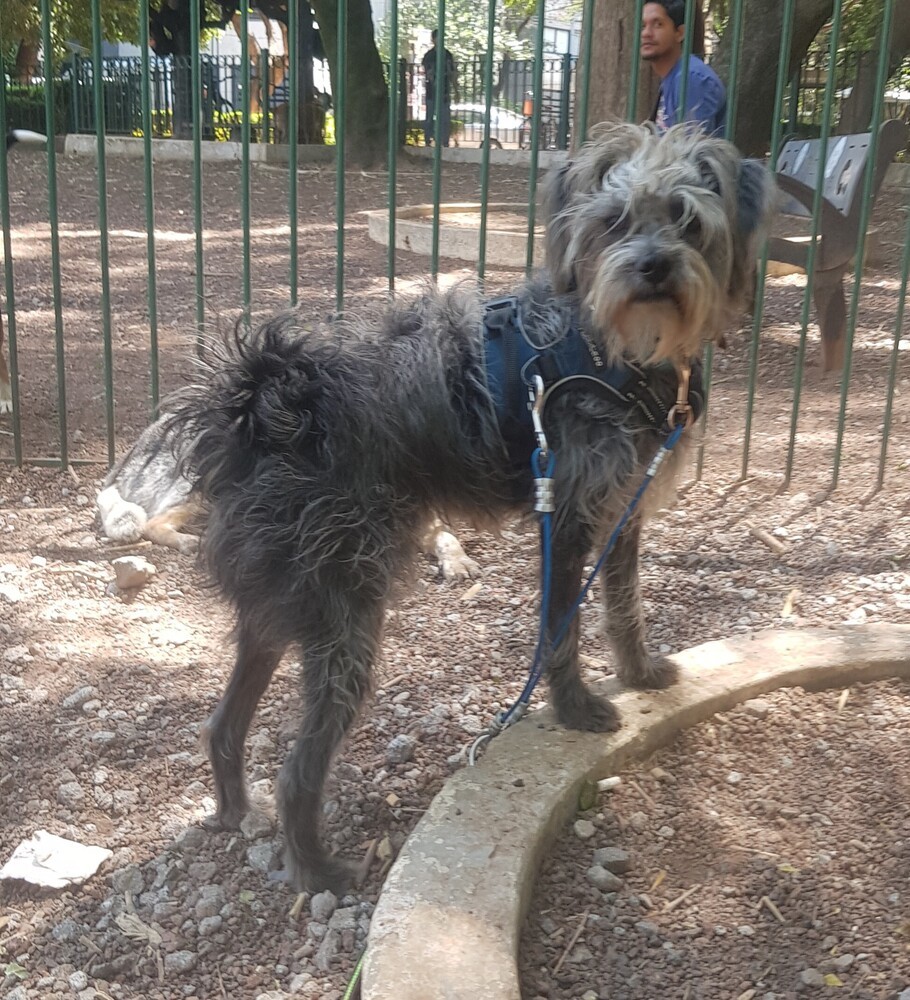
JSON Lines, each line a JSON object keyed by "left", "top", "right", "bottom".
{"left": 480, "top": 296, "right": 703, "bottom": 465}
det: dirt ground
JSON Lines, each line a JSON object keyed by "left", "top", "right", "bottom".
{"left": 0, "top": 148, "right": 909, "bottom": 1000}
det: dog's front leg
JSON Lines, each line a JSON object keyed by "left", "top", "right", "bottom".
{"left": 601, "top": 517, "right": 678, "bottom": 690}
{"left": 546, "top": 524, "right": 621, "bottom": 733}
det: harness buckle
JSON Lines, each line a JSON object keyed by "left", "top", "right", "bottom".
{"left": 666, "top": 360, "right": 695, "bottom": 429}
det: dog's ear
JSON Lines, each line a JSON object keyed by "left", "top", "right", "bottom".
{"left": 544, "top": 162, "right": 577, "bottom": 293}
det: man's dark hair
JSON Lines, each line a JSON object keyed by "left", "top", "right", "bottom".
{"left": 431, "top": 29, "right": 438, "bottom": 41}
{"left": 654, "top": 0, "right": 686, "bottom": 26}
{"left": 648, "top": 1, "right": 706, "bottom": 58}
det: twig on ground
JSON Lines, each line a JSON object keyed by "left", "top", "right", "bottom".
{"left": 356, "top": 838, "right": 379, "bottom": 887}
{"left": 749, "top": 525, "right": 788, "bottom": 554}
{"left": 552, "top": 906, "right": 591, "bottom": 976}
{"left": 662, "top": 884, "right": 700, "bottom": 913}
{"left": 759, "top": 895, "right": 786, "bottom": 923}
{"left": 728, "top": 844, "right": 780, "bottom": 858}
{"left": 628, "top": 779, "right": 656, "bottom": 809}
{"left": 288, "top": 892, "right": 307, "bottom": 920}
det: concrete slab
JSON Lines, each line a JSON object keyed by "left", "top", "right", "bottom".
{"left": 363, "top": 625, "right": 910, "bottom": 1000}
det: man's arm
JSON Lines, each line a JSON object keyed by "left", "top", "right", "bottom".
{"left": 684, "top": 68, "right": 726, "bottom": 136}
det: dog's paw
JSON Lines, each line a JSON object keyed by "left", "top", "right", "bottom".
{"left": 286, "top": 851, "right": 355, "bottom": 896}
{"left": 432, "top": 529, "right": 480, "bottom": 581}
{"left": 619, "top": 654, "right": 679, "bottom": 691}
{"left": 202, "top": 807, "right": 245, "bottom": 832}
{"left": 554, "top": 686, "right": 622, "bottom": 733}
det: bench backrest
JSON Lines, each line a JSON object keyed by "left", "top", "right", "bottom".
{"left": 775, "top": 118, "right": 908, "bottom": 220}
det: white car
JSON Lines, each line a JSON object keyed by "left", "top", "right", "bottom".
{"left": 449, "top": 103, "right": 526, "bottom": 149}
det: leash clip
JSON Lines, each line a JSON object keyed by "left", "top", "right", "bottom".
{"left": 666, "top": 360, "right": 694, "bottom": 429}
{"left": 529, "top": 375, "right": 549, "bottom": 456}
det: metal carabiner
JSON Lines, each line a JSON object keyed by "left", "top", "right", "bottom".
{"left": 529, "top": 375, "right": 549, "bottom": 456}
{"left": 666, "top": 360, "right": 695, "bottom": 429}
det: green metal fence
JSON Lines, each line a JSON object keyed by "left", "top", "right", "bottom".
{"left": 0, "top": 0, "right": 908, "bottom": 493}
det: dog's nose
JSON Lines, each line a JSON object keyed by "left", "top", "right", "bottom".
{"left": 638, "top": 253, "right": 672, "bottom": 285}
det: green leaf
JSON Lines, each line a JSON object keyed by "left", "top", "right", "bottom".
{"left": 577, "top": 779, "right": 598, "bottom": 813}
{"left": 3, "top": 961, "right": 28, "bottom": 981}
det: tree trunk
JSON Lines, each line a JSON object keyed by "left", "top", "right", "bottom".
{"left": 14, "top": 41, "right": 39, "bottom": 84}
{"left": 839, "top": 5, "right": 910, "bottom": 133}
{"left": 713, "top": 0, "right": 834, "bottom": 155}
{"left": 310, "top": 0, "right": 388, "bottom": 167}
{"left": 577, "top": 0, "right": 658, "bottom": 145}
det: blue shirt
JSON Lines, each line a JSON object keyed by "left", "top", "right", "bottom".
{"left": 654, "top": 55, "right": 726, "bottom": 137}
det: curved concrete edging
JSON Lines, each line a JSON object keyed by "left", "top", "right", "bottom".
{"left": 363, "top": 625, "right": 910, "bottom": 1000}
{"left": 365, "top": 202, "right": 544, "bottom": 268}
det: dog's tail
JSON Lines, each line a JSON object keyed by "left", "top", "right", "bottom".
{"left": 168, "top": 316, "right": 340, "bottom": 494}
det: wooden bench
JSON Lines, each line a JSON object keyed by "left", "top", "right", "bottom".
{"left": 767, "top": 118, "right": 908, "bottom": 371}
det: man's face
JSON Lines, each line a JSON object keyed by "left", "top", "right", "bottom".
{"left": 641, "top": 3, "right": 684, "bottom": 62}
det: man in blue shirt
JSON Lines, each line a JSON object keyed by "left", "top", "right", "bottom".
{"left": 641, "top": 0, "right": 726, "bottom": 137}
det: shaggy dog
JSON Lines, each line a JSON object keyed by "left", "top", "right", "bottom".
{"left": 170, "top": 122, "right": 774, "bottom": 892}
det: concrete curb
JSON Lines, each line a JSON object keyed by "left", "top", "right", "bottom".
{"left": 362, "top": 625, "right": 910, "bottom": 1000}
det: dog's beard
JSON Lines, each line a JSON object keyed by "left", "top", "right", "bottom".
{"left": 585, "top": 245, "right": 722, "bottom": 364}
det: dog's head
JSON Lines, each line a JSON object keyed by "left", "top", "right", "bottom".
{"left": 545, "top": 121, "right": 774, "bottom": 364}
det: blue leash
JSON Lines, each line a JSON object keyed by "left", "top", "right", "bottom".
{"left": 468, "top": 402, "right": 687, "bottom": 765}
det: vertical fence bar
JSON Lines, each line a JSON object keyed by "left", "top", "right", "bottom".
{"left": 782, "top": 2, "right": 843, "bottom": 489}
{"left": 676, "top": 0, "right": 696, "bottom": 124}
{"left": 740, "top": 0, "right": 796, "bottom": 480}
{"left": 626, "top": 0, "right": 647, "bottom": 122}
{"left": 39, "top": 0, "right": 69, "bottom": 465}
{"left": 476, "top": 0, "right": 498, "bottom": 287}
{"left": 429, "top": 0, "right": 446, "bottom": 279}
{"left": 577, "top": 0, "right": 595, "bottom": 146}
{"left": 695, "top": 0, "right": 745, "bottom": 480}
{"left": 91, "top": 0, "right": 116, "bottom": 464}
{"left": 289, "top": 0, "right": 299, "bottom": 305}
{"left": 386, "top": 0, "right": 400, "bottom": 293}
{"left": 525, "top": 0, "right": 547, "bottom": 275}
{"left": 0, "top": 55, "right": 23, "bottom": 463}
{"left": 876, "top": 187, "right": 910, "bottom": 489}
{"left": 831, "top": 0, "right": 895, "bottom": 490}
{"left": 139, "top": 0, "right": 160, "bottom": 411}
{"left": 240, "top": 2, "right": 253, "bottom": 321}
{"left": 335, "top": 0, "right": 347, "bottom": 314}
{"left": 190, "top": 0, "right": 206, "bottom": 346}
{"left": 260, "top": 49, "right": 270, "bottom": 142}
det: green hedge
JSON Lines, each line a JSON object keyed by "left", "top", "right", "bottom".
{"left": 4, "top": 83, "right": 70, "bottom": 133}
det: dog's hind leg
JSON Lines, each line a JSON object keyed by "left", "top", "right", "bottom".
{"left": 278, "top": 598, "right": 382, "bottom": 894}
{"left": 144, "top": 505, "right": 199, "bottom": 554}
{"left": 601, "top": 518, "right": 678, "bottom": 691}
{"left": 545, "top": 525, "right": 621, "bottom": 733}
{"left": 203, "top": 621, "right": 285, "bottom": 830}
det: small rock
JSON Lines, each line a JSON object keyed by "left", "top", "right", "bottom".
{"left": 246, "top": 843, "right": 278, "bottom": 873}
{"left": 800, "top": 969, "right": 825, "bottom": 987}
{"left": 57, "top": 780, "right": 86, "bottom": 808}
{"left": 727, "top": 771, "right": 743, "bottom": 785}
{"left": 2, "top": 644, "right": 31, "bottom": 665}
{"left": 62, "top": 685, "right": 96, "bottom": 710}
{"left": 586, "top": 865, "right": 623, "bottom": 892}
{"left": 821, "top": 935, "right": 838, "bottom": 951}
{"left": 832, "top": 954, "right": 855, "bottom": 972}
{"left": 164, "top": 950, "right": 197, "bottom": 974}
{"left": 581, "top": 992, "right": 599, "bottom": 1000}
{"left": 314, "top": 928, "right": 340, "bottom": 971}
{"left": 68, "top": 972, "right": 89, "bottom": 991}
{"left": 198, "top": 915, "right": 223, "bottom": 937}
{"left": 0, "top": 583, "right": 22, "bottom": 604}
{"left": 574, "top": 819, "right": 596, "bottom": 840}
{"left": 310, "top": 890, "right": 338, "bottom": 923}
{"left": 656, "top": 825, "right": 675, "bottom": 839}
{"left": 738, "top": 924, "right": 755, "bottom": 936}
{"left": 111, "top": 555, "right": 157, "bottom": 590}
{"left": 592, "top": 847, "right": 632, "bottom": 874}
{"left": 629, "top": 811, "right": 648, "bottom": 832}
{"left": 111, "top": 864, "right": 144, "bottom": 895}
{"left": 240, "top": 809, "right": 275, "bottom": 840}
{"left": 742, "top": 698, "right": 771, "bottom": 719}
{"left": 385, "top": 734, "right": 417, "bottom": 765}
{"left": 175, "top": 826, "right": 207, "bottom": 853}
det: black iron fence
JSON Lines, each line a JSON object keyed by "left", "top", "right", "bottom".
{"left": 4, "top": 48, "right": 909, "bottom": 151}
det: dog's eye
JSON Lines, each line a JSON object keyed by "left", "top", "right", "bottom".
{"left": 669, "top": 197, "right": 701, "bottom": 239}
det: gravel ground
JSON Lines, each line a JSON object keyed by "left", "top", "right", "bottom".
{"left": 0, "top": 151, "right": 908, "bottom": 1000}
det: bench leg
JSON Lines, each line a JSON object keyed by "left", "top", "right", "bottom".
{"left": 812, "top": 268, "right": 847, "bottom": 372}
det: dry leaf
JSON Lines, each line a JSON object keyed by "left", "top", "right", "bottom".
{"left": 777, "top": 863, "right": 800, "bottom": 874}
{"left": 781, "top": 588, "right": 800, "bottom": 618}
{"left": 386, "top": 792, "right": 401, "bottom": 808}
{"left": 823, "top": 973, "right": 844, "bottom": 987}
{"left": 114, "top": 912, "right": 162, "bottom": 948}
{"left": 376, "top": 834, "right": 393, "bottom": 861}
{"left": 460, "top": 582, "right": 482, "bottom": 602}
